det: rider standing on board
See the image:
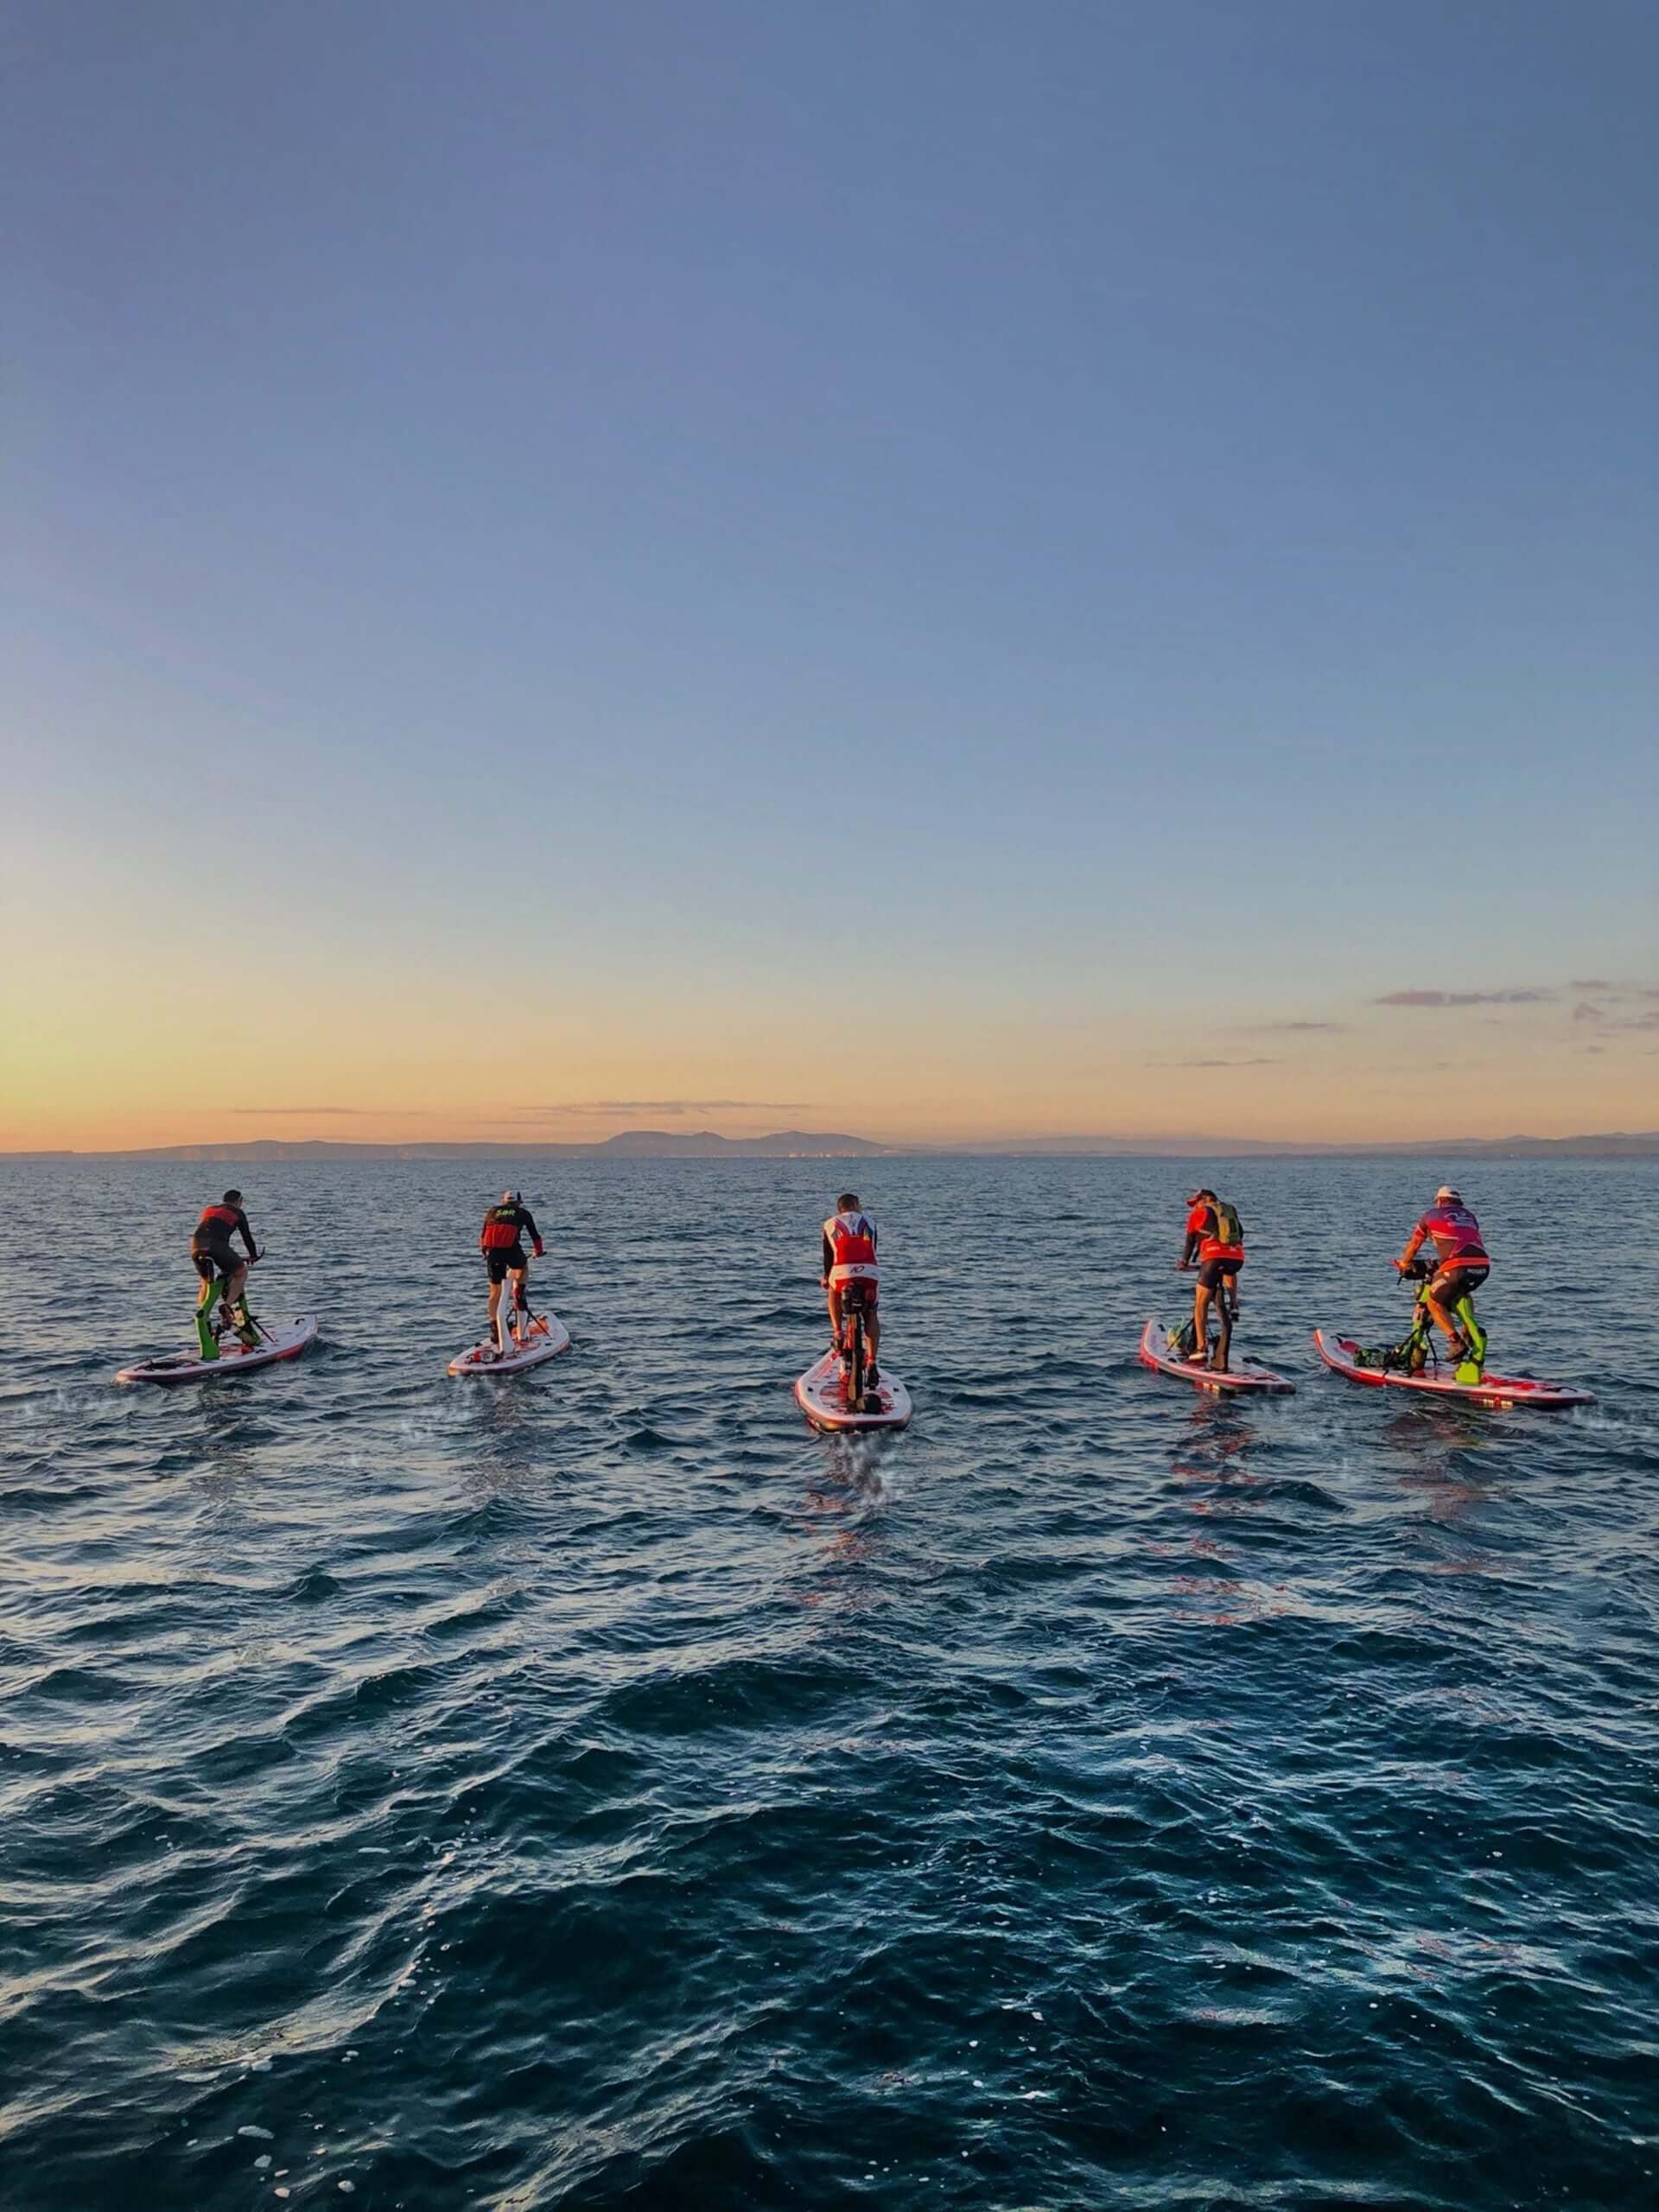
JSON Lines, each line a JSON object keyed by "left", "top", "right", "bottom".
{"left": 823, "top": 1193, "right": 880, "bottom": 1383}
{"left": 480, "top": 1191, "right": 544, "bottom": 1357}
{"left": 190, "top": 1189, "right": 261, "bottom": 1356}
{"left": 1177, "top": 1187, "right": 1244, "bottom": 1371}
{"left": 1395, "top": 1185, "right": 1489, "bottom": 1361}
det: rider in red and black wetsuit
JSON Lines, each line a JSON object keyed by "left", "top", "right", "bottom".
{"left": 1396, "top": 1185, "right": 1489, "bottom": 1359}
{"left": 1177, "top": 1188, "right": 1244, "bottom": 1371}
{"left": 822, "top": 1193, "right": 880, "bottom": 1382}
{"left": 479, "top": 1191, "right": 544, "bottom": 1355}
{"left": 189, "top": 1190, "right": 260, "bottom": 1351}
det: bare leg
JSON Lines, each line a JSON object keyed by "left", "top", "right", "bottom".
{"left": 827, "top": 1285, "right": 844, "bottom": 1351}
{"left": 509, "top": 1267, "right": 529, "bottom": 1341}
{"left": 1192, "top": 1281, "right": 1212, "bottom": 1360}
{"left": 487, "top": 1278, "right": 505, "bottom": 1351}
{"left": 1424, "top": 1290, "right": 1463, "bottom": 1350}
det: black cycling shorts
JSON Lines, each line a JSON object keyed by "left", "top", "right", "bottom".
{"left": 1430, "top": 1260, "right": 1489, "bottom": 1306}
{"left": 1197, "top": 1257, "right": 1242, "bottom": 1292}
{"left": 486, "top": 1245, "right": 529, "bottom": 1285}
{"left": 191, "top": 1247, "right": 240, "bottom": 1283}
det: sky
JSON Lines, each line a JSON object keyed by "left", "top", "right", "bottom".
{"left": 3, "top": 0, "right": 1656, "bottom": 1150}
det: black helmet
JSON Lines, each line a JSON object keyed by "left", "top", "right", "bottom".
{"left": 222, "top": 1188, "right": 243, "bottom": 1205}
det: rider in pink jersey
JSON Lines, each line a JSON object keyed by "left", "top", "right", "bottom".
{"left": 1395, "top": 1185, "right": 1490, "bottom": 1361}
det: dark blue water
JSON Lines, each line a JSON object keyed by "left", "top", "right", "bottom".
{"left": 3, "top": 1156, "right": 1656, "bottom": 2209}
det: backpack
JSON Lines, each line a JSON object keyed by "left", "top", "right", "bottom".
{"left": 1214, "top": 1198, "right": 1243, "bottom": 1249}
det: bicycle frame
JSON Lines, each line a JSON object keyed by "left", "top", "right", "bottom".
{"left": 840, "top": 1282, "right": 874, "bottom": 1408}
{"left": 1399, "top": 1263, "right": 1487, "bottom": 1383}
{"left": 194, "top": 1266, "right": 258, "bottom": 1360}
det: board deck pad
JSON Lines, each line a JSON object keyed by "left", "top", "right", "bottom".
{"left": 115, "top": 1314, "right": 319, "bottom": 1386}
{"left": 794, "top": 1348, "right": 913, "bottom": 1433}
{"left": 1138, "top": 1317, "right": 1294, "bottom": 1395}
{"left": 1313, "top": 1329, "right": 1592, "bottom": 1409}
{"left": 448, "top": 1315, "right": 571, "bottom": 1376}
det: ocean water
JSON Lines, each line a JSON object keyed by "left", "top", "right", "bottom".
{"left": 2, "top": 1154, "right": 1656, "bottom": 2211}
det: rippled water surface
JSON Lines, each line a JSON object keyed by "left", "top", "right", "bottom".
{"left": 3, "top": 1155, "right": 1657, "bottom": 2209}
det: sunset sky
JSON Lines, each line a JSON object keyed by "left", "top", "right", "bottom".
{"left": 5, "top": 1, "right": 1655, "bottom": 1152}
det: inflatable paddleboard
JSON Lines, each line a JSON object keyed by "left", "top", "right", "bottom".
{"left": 448, "top": 1315, "right": 571, "bottom": 1376}
{"left": 1313, "top": 1329, "right": 1592, "bottom": 1410}
{"left": 1138, "top": 1318, "right": 1294, "bottom": 1395}
{"left": 794, "top": 1349, "right": 912, "bottom": 1433}
{"left": 115, "top": 1314, "right": 318, "bottom": 1386}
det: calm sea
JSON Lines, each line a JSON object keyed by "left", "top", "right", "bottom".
{"left": 2, "top": 1155, "right": 1656, "bottom": 2210}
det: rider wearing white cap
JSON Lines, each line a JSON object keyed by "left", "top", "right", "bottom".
{"left": 1395, "top": 1185, "right": 1490, "bottom": 1361}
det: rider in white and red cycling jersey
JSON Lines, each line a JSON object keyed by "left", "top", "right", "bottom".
{"left": 1395, "top": 1185, "right": 1490, "bottom": 1361}
{"left": 822, "top": 1193, "right": 880, "bottom": 1383}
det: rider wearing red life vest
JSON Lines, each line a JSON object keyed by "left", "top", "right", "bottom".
{"left": 822, "top": 1193, "right": 880, "bottom": 1382}
{"left": 478, "top": 1191, "right": 545, "bottom": 1357}
{"left": 1176, "top": 1187, "right": 1244, "bottom": 1372}
{"left": 1395, "top": 1185, "right": 1490, "bottom": 1359}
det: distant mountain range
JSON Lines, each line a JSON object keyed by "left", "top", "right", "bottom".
{"left": 2, "top": 1128, "right": 898, "bottom": 1162}
{"left": 6, "top": 1128, "right": 1659, "bottom": 1161}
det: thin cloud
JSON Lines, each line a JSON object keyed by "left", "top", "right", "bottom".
{"left": 1570, "top": 978, "right": 1611, "bottom": 990}
{"left": 1244, "top": 1020, "right": 1347, "bottom": 1033}
{"left": 226, "top": 1105, "right": 384, "bottom": 1116}
{"left": 546, "top": 1098, "right": 804, "bottom": 1118}
{"left": 1148, "top": 1057, "right": 1282, "bottom": 1069}
{"left": 1376, "top": 988, "right": 1553, "bottom": 1008}
{"left": 1572, "top": 1002, "right": 1605, "bottom": 1024}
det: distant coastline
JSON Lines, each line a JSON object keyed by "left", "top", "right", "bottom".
{"left": 5, "top": 1128, "right": 1658, "bottom": 1162}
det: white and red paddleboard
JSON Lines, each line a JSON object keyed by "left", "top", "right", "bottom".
{"left": 794, "top": 1349, "right": 912, "bottom": 1433}
{"left": 1138, "top": 1318, "right": 1294, "bottom": 1395}
{"left": 115, "top": 1315, "right": 318, "bottom": 1386}
{"left": 1313, "top": 1329, "right": 1592, "bottom": 1410}
{"left": 448, "top": 1315, "right": 571, "bottom": 1376}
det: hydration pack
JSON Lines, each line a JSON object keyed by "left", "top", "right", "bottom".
{"left": 1214, "top": 1198, "right": 1243, "bottom": 1249}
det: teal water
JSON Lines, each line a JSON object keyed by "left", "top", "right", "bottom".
{"left": 2, "top": 1156, "right": 1656, "bottom": 2209}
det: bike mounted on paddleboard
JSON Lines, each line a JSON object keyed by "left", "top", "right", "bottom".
{"left": 1137, "top": 1313, "right": 1295, "bottom": 1395}
{"left": 794, "top": 1281, "right": 913, "bottom": 1433}
{"left": 115, "top": 1256, "right": 321, "bottom": 1386}
{"left": 1313, "top": 1264, "right": 1592, "bottom": 1411}
{"left": 448, "top": 1277, "right": 571, "bottom": 1375}
{"left": 1355, "top": 1257, "right": 1488, "bottom": 1386}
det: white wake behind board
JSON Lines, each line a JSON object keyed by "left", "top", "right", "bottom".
{"left": 448, "top": 1315, "right": 571, "bottom": 1376}
{"left": 115, "top": 1314, "right": 319, "bottom": 1387}
{"left": 1137, "top": 1317, "right": 1294, "bottom": 1395}
{"left": 794, "top": 1348, "right": 912, "bottom": 1433}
